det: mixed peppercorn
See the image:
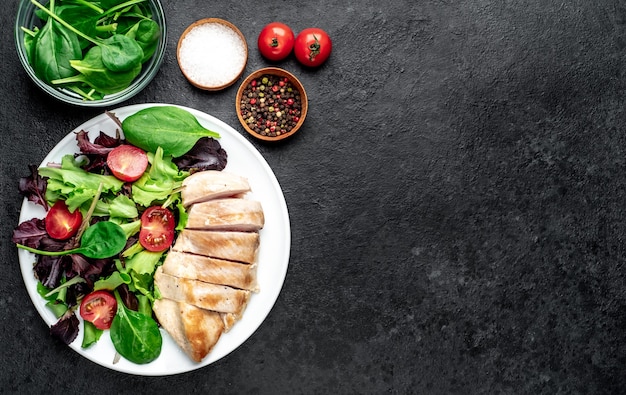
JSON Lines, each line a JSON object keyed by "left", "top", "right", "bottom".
{"left": 239, "top": 74, "right": 303, "bottom": 137}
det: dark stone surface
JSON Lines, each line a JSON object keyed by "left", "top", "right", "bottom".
{"left": 2, "top": 0, "right": 626, "bottom": 393}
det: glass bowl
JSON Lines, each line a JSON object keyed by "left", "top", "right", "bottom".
{"left": 14, "top": 0, "right": 167, "bottom": 107}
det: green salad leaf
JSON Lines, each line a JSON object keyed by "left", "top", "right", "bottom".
{"left": 26, "top": 0, "right": 161, "bottom": 100}
{"left": 121, "top": 106, "right": 220, "bottom": 157}
{"left": 31, "top": 14, "right": 82, "bottom": 83}
{"left": 93, "top": 194, "right": 138, "bottom": 219}
{"left": 82, "top": 321, "right": 103, "bottom": 348}
{"left": 110, "top": 290, "right": 162, "bottom": 364}
{"left": 39, "top": 154, "right": 124, "bottom": 212}
{"left": 131, "top": 146, "right": 188, "bottom": 207}
{"left": 17, "top": 221, "right": 126, "bottom": 259}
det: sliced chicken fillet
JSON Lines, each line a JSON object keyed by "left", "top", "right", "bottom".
{"left": 186, "top": 198, "right": 265, "bottom": 232}
{"left": 173, "top": 229, "right": 260, "bottom": 264}
{"left": 162, "top": 251, "right": 259, "bottom": 292}
{"left": 154, "top": 267, "right": 250, "bottom": 315}
{"left": 181, "top": 170, "right": 251, "bottom": 207}
{"left": 153, "top": 298, "right": 224, "bottom": 363}
{"left": 220, "top": 312, "right": 240, "bottom": 333}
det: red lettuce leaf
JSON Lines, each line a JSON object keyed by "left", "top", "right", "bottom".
{"left": 50, "top": 310, "right": 79, "bottom": 345}
{"left": 173, "top": 137, "right": 227, "bottom": 173}
{"left": 12, "top": 218, "right": 47, "bottom": 248}
{"left": 18, "top": 165, "right": 48, "bottom": 209}
{"left": 34, "top": 255, "right": 65, "bottom": 288}
{"left": 75, "top": 130, "right": 121, "bottom": 173}
{"left": 75, "top": 130, "right": 119, "bottom": 155}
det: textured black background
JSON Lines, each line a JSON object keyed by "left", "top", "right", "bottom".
{"left": 2, "top": 0, "right": 626, "bottom": 393}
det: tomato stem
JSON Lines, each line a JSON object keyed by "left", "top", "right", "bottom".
{"left": 270, "top": 37, "right": 279, "bottom": 47}
{"left": 308, "top": 34, "right": 321, "bottom": 61}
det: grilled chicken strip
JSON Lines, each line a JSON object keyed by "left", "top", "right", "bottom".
{"left": 220, "top": 312, "right": 245, "bottom": 333}
{"left": 181, "top": 170, "right": 251, "bottom": 207}
{"left": 153, "top": 298, "right": 224, "bottom": 363}
{"left": 162, "top": 251, "right": 259, "bottom": 292}
{"left": 185, "top": 198, "right": 265, "bottom": 232}
{"left": 154, "top": 267, "right": 250, "bottom": 315}
{"left": 173, "top": 229, "right": 260, "bottom": 264}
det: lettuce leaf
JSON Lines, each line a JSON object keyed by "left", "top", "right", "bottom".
{"left": 39, "top": 154, "right": 124, "bottom": 212}
{"left": 131, "top": 147, "right": 188, "bottom": 207}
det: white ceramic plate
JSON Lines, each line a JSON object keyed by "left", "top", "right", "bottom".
{"left": 17, "top": 103, "right": 291, "bottom": 376}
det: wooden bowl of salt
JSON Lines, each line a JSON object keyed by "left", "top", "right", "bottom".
{"left": 177, "top": 18, "right": 248, "bottom": 91}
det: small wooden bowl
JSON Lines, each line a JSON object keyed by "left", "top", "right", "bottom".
{"left": 236, "top": 67, "right": 308, "bottom": 142}
{"left": 177, "top": 18, "right": 248, "bottom": 91}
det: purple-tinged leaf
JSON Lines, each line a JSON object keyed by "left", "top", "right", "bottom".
{"left": 75, "top": 130, "right": 117, "bottom": 155}
{"left": 173, "top": 137, "right": 227, "bottom": 173}
{"left": 50, "top": 310, "right": 79, "bottom": 345}
{"left": 12, "top": 218, "right": 47, "bottom": 248}
{"left": 35, "top": 255, "right": 65, "bottom": 288}
{"left": 18, "top": 165, "right": 48, "bottom": 209}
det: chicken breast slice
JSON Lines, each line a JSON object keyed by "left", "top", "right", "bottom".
{"left": 172, "top": 230, "right": 260, "bottom": 264}
{"left": 220, "top": 312, "right": 240, "bottom": 333}
{"left": 154, "top": 267, "right": 250, "bottom": 315}
{"left": 185, "top": 198, "right": 265, "bottom": 232}
{"left": 181, "top": 170, "right": 251, "bottom": 207}
{"left": 162, "top": 251, "right": 259, "bottom": 292}
{"left": 153, "top": 298, "right": 224, "bottom": 363}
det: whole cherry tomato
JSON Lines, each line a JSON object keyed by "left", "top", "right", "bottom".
{"left": 294, "top": 28, "right": 332, "bottom": 67}
{"left": 257, "top": 22, "right": 295, "bottom": 61}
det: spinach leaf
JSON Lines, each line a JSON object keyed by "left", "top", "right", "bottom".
{"left": 110, "top": 290, "right": 162, "bottom": 364}
{"left": 100, "top": 34, "right": 144, "bottom": 72}
{"left": 31, "top": 17, "right": 82, "bottom": 83}
{"left": 56, "top": 4, "right": 102, "bottom": 49}
{"left": 75, "top": 221, "right": 127, "bottom": 258}
{"left": 122, "top": 106, "right": 220, "bottom": 157}
{"left": 26, "top": 0, "right": 158, "bottom": 100}
{"left": 21, "top": 27, "right": 39, "bottom": 65}
{"left": 53, "top": 46, "right": 142, "bottom": 94}
{"left": 126, "top": 19, "right": 159, "bottom": 62}
{"left": 17, "top": 220, "right": 127, "bottom": 259}
{"left": 100, "top": 0, "right": 146, "bottom": 12}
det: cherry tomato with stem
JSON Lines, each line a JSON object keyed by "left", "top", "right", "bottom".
{"left": 258, "top": 22, "right": 295, "bottom": 61}
{"left": 107, "top": 144, "right": 149, "bottom": 182}
{"left": 80, "top": 290, "right": 117, "bottom": 330}
{"left": 294, "top": 28, "right": 332, "bottom": 67}
{"left": 139, "top": 206, "right": 175, "bottom": 252}
{"left": 45, "top": 200, "right": 83, "bottom": 240}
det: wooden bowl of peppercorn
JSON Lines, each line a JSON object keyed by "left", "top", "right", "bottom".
{"left": 236, "top": 67, "right": 308, "bottom": 141}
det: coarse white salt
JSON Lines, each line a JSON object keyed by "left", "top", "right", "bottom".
{"left": 178, "top": 22, "right": 247, "bottom": 89}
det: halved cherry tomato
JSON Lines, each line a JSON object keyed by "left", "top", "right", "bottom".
{"left": 45, "top": 200, "right": 83, "bottom": 240}
{"left": 294, "top": 28, "right": 332, "bottom": 67}
{"left": 106, "top": 144, "right": 149, "bottom": 182}
{"left": 139, "top": 206, "right": 175, "bottom": 252}
{"left": 258, "top": 22, "right": 295, "bottom": 61}
{"left": 80, "top": 290, "right": 117, "bottom": 330}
